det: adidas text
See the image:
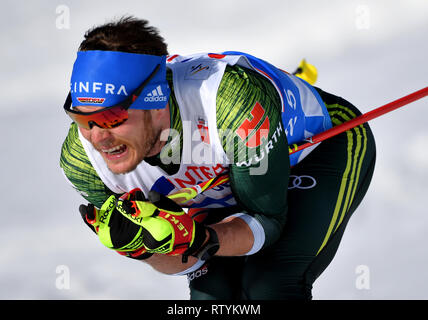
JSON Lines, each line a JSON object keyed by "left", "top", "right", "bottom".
{"left": 144, "top": 85, "right": 167, "bottom": 103}
{"left": 144, "top": 96, "right": 167, "bottom": 102}
{"left": 187, "top": 265, "right": 208, "bottom": 281}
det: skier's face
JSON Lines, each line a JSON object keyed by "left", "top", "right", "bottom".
{"left": 77, "top": 106, "right": 169, "bottom": 174}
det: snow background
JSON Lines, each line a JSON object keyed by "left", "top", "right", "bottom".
{"left": 1, "top": 0, "right": 427, "bottom": 299}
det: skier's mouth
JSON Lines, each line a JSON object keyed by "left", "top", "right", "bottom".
{"left": 101, "top": 144, "right": 128, "bottom": 159}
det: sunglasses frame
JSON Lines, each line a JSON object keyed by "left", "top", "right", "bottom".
{"left": 64, "top": 64, "right": 161, "bottom": 129}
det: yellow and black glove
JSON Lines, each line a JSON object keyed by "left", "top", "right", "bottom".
{"left": 79, "top": 193, "right": 152, "bottom": 260}
{"left": 79, "top": 189, "right": 219, "bottom": 263}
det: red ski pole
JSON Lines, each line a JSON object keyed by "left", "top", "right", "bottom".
{"left": 289, "top": 87, "right": 428, "bottom": 155}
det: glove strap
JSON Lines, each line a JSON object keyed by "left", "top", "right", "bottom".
{"left": 182, "top": 227, "right": 219, "bottom": 263}
{"left": 117, "top": 247, "right": 154, "bottom": 260}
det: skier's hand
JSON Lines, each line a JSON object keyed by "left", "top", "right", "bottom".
{"left": 78, "top": 194, "right": 152, "bottom": 260}
{"left": 116, "top": 189, "right": 209, "bottom": 261}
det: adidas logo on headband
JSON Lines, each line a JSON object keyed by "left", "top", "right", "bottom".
{"left": 144, "top": 85, "right": 167, "bottom": 102}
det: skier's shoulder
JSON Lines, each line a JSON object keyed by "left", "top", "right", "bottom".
{"left": 60, "top": 122, "right": 90, "bottom": 171}
{"left": 216, "top": 63, "right": 282, "bottom": 131}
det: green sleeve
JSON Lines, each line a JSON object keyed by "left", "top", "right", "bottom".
{"left": 216, "top": 65, "right": 290, "bottom": 247}
{"left": 59, "top": 123, "right": 118, "bottom": 208}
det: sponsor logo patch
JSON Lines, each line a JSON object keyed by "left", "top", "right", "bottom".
{"left": 197, "top": 117, "right": 210, "bottom": 144}
{"left": 236, "top": 102, "right": 270, "bottom": 148}
{"left": 185, "top": 63, "right": 213, "bottom": 80}
{"left": 76, "top": 97, "right": 105, "bottom": 104}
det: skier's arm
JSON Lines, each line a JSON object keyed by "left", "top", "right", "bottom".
{"left": 216, "top": 65, "right": 290, "bottom": 250}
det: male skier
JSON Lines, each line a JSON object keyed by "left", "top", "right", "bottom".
{"left": 60, "top": 16, "right": 376, "bottom": 299}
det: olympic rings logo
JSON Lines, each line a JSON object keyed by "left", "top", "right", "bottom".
{"left": 288, "top": 175, "right": 317, "bottom": 190}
